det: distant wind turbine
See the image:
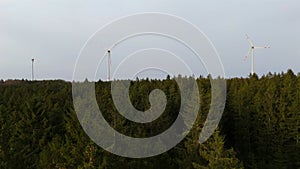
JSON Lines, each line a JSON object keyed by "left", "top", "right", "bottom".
{"left": 31, "top": 58, "right": 35, "bottom": 81}
{"left": 107, "top": 49, "right": 111, "bottom": 81}
{"left": 245, "top": 34, "right": 270, "bottom": 75}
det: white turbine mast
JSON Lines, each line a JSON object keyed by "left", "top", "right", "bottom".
{"left": 107, "top": 49, "right": 111, "bottom": 81}
{"left": 31, "top": 58, "right": 35, "bottom": 81}
{"left": 245, "top": 34, "right": 270, "bottom": 75}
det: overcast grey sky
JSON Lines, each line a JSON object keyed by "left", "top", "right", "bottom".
{"left": 0, "top": 0, "right": 299, "bottom": 80}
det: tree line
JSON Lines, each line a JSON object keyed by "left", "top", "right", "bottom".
{"left": 0, "top": 70, "right": 299, "bottom": 168}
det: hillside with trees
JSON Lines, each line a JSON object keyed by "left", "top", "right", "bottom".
{"left": 0, "top": 70, "right": 299, "bottom": 169}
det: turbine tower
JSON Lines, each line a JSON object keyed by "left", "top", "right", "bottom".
{"left": 31, "top": 58, "right": 35, "bottom": 81}
{"left": 107, "top": 49, "right": 111, "bottom": 81}
{"left": 245, "top": 34, "right": 270, "bottom": 75}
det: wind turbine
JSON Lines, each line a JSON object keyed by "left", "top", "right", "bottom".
{"left": 106, "top": 49, "right": 115, "bottom": 149}
{"left": 31, "top": 58, "right": 35, "bottom": 81}
{"left": 245, "top": 34, "right": 270, "bottom": 75}
{"left": 107, "top": 49, "right": 111, "bottom": 81}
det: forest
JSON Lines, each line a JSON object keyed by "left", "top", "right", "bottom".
{"left": 0, "top": 70, "right": 299, "bottom": 169}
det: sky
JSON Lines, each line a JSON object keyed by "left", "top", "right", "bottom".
{"left": 0, "top": 0, "right": 299, "bottom": 81}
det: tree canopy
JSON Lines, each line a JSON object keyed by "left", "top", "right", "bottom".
{"left": 0, "top": 70, "right": 299, "bottom": 168}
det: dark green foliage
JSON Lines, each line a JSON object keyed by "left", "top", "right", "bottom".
{"left": 0, "top": 70, "right": 299, "bottom": 168}
{"left": 222, "top": 70, "right": 300, "bottom": 169}
{"left": 192, "top": 129, "right": 243, "bottom": 169}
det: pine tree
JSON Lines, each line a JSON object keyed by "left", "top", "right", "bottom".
{"left": 193, "top": 129, "right": 243, "bottom": 169}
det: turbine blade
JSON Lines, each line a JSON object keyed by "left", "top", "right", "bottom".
{"left": 244, "top": 48, "right": 251, "bottom": 61}
{"left": 246, "top": 34, "right": 254, "bottom": 46}
{"left": 254, "top": 46, "right": 270, "bottom": 49}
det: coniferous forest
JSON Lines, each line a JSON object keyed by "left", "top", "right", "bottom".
{"left": 0, "top": 70, "right": 299, "bottom": 169}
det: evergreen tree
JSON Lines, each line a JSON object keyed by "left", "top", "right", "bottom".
{"left": 193, "top": 129, "right": 243, "bottom": 169}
